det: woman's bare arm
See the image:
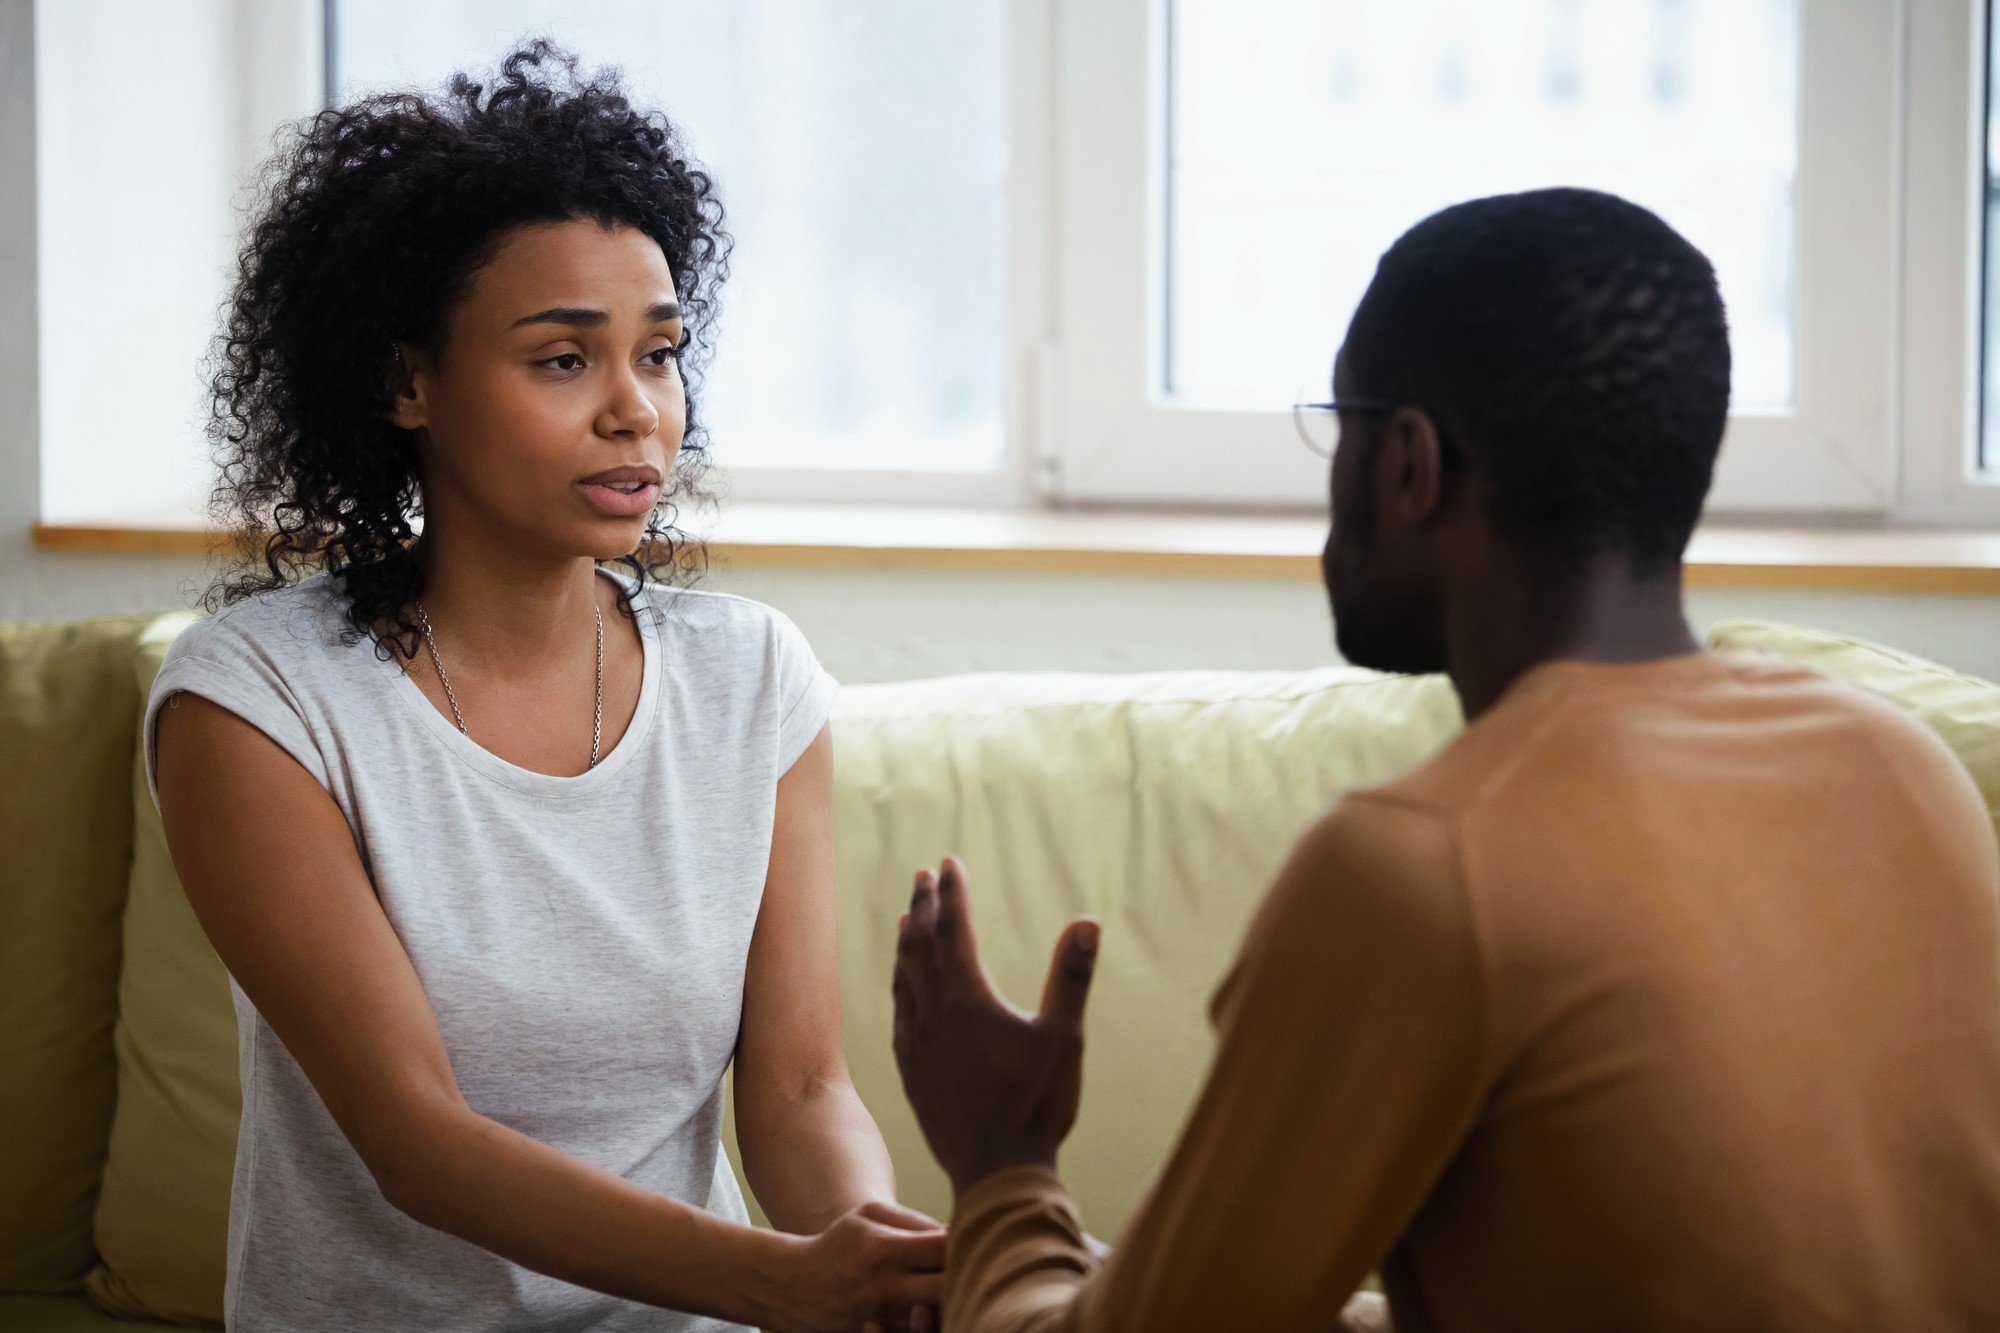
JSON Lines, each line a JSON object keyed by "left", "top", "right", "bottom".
{"left": 733, "top": 725, "right": 912, "bottom": 1234}
{"left": 154, "top": 693, "right": 940, "bottom": 1333}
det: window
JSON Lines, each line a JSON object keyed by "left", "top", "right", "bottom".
{"left": 35, "top": 0, "right": 322, "bottom": 525}
{"left": 1048, "top": 0, "right": 1916, "bottom": 511}
{"left": 27, "top": 0, "right": 2000, "bottom": 524}
{"left": 1165, "top": 1, "right": 1798, "bottom": 417}
{"left": 328, "top": 0, "right": 1010, "bottom": 501}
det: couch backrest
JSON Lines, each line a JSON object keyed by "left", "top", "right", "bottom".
{"left": 0, "top": 616, "right": 154, "bottom": 1296}
{"left": 808, "top": 668, "right": 1466, "bottom": 1228}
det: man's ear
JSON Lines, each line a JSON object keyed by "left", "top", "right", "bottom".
{"left": 1382, "top": 406, "right": 1449, "bottom": 525}
{"left": 387, "top": 343, "right": 429, "bottom": 432}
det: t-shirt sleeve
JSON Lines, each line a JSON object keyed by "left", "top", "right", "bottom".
{"left": 942, "top": 792, "right": 1489, "bottom": 1333}
{"left": 144, "top": 615, "right": 330, "bottom": 810}
{"left": 768, "top": 607, "right": 838, "bottom": 773}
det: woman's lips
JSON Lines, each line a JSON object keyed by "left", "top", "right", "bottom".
{"left": 577, "top": 481, "right": 661, "bottom": 518}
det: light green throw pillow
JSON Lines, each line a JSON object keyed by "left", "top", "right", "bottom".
{"left": 1706, "top": 620, "right": 2000, "bottom": 848}
{"left": 86, "top": 614, "right": 235, "bottom": 1329}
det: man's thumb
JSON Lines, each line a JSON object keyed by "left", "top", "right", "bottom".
{"left": 1039, "top": 918, "right": 1100, "bottom": 1028}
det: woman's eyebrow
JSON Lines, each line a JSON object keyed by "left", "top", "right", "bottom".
{"left": 510, "top": 302, "right": 682, "bottom": 330}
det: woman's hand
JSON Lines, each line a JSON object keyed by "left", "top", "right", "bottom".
{"left": 780, "top": 1199, "right": 945, "bottom": 1333}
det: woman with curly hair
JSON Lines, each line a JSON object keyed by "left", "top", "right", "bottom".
{"left": 148, "top": 44, "right": 940, "bottom": 1333}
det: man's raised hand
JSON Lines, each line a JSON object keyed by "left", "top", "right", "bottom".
{"left": 891, "top": 857, "right": 1100, "bottom": 1198}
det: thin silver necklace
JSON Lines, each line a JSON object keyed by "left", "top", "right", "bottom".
{"left": 414, "top": 598, "right": 604, "bottom": 770}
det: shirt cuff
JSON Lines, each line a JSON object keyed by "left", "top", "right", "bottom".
{"left": 946, "top": 1167, "right": 1097, "bottom": 1333}
{"left": 954, "top": 1165, "right": 1073, "bottom": 1225}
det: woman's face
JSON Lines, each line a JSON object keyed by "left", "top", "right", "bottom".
{"left": 391, "top": 219, "right": 687, "bottom": 562}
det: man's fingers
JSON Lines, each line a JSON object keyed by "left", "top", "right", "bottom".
{"left": 899, "top": 874, "right": 944, "bottom": 995}
{"left": 935, "top": 856, "right": 977, "bottom": 956}
{"left": 1038, "top": 917, "right": 1101, "bottom": 1030}
{"left": 908, "top": 868, "right": 940, "bottom": 935}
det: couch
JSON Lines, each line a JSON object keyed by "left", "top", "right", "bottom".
{"left": 4, "top": 611, "right": 1997, "bottom": 1331}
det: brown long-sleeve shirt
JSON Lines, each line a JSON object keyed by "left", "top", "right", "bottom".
{"left": 946, "top": 653, "right": 2000, "bottom": 1332}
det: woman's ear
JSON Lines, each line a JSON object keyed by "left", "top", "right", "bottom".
{"left": 387, "top": 343, "right": 429, "bottom": 432}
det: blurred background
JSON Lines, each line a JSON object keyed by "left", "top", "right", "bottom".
{"left": 5, "top": 0, "right": 1998, "bottom": 679}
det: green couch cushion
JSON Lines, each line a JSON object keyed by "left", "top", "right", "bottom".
{"left": 1706, "top": 620, "right": 2000, "bottom": 846}
{"left": 0, "top": 617, "right": 153, "bottom": 1294}
{"left": 85, "top": 616, "right": 232, "bottom": 1329}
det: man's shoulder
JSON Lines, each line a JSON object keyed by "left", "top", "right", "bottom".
{"left": 1373, "top": 650, "right": 1950, "bottom": 811}
{"left": 1271, "top": 789, "right": 1471, "bottom": 942}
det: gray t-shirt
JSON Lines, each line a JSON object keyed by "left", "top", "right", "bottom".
{"left": 145, "top": 571, "right": 837, "bottom": 1332}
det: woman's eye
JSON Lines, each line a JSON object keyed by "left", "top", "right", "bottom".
{"left": 644, "top": 336, "right": 688, "bottom": 368}
{"left": 542, "top": 352, "right": 585, "bottom": 372}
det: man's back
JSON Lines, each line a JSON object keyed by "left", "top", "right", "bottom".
{"left": 917, "top": 191, "right": 1999, "bottom": 1333}
{"left": 939, "top": 653, "right": 2000, "bottom": 1333}
{"left": 1376, "top": 651, "right": 2000, "bottom": 1330}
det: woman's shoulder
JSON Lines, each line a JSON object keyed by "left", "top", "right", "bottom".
{"left": 633, "top": 584, "right": 814, "bottom": 660}
{"left": 631, "top": 585, "right": 834, "bottom": 738}
{"left": 163, "top": 572, "right": 368, "bottom": 676}
{"left": 147, "top": 574, "right": 363, "bottom": 803}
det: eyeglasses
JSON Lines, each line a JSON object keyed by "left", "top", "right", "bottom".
{"left": 1291, "top": 394, "right": 1403, "bottom": 458}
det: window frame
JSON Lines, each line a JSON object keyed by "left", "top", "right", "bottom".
{"left": 1896, "top": 0, "right": 2000, "bottom": 523}
{"left": 1037, "top": 0, "right": 2000, "bottom": 521}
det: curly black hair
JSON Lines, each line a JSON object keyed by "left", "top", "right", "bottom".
{"left": 206, "top": 40, "right": 728, "bottom": 656}
{"left": 1343, "top": 187, "right": 1732, "bottom": 577}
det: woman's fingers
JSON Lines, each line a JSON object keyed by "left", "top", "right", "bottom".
{"left": 863, "top": 1304, "right": 939, "bottom": 1333}
{"left": 881, "top": 1224, "right": 948, "bottom": 1273}
{"left": 860, "top": 1198, "right": 945, "bottom": 1234}
{"left": 900, "top": 1272, "right": 945, "bottom": 1307}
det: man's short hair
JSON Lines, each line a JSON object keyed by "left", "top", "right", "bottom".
{"left": 1344, "top": 187, "right": 1732, "bottom": 576}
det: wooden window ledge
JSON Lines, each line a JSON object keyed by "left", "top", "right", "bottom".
{"left": 30, "top": 506, "right": 2000, "bottom": 595}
